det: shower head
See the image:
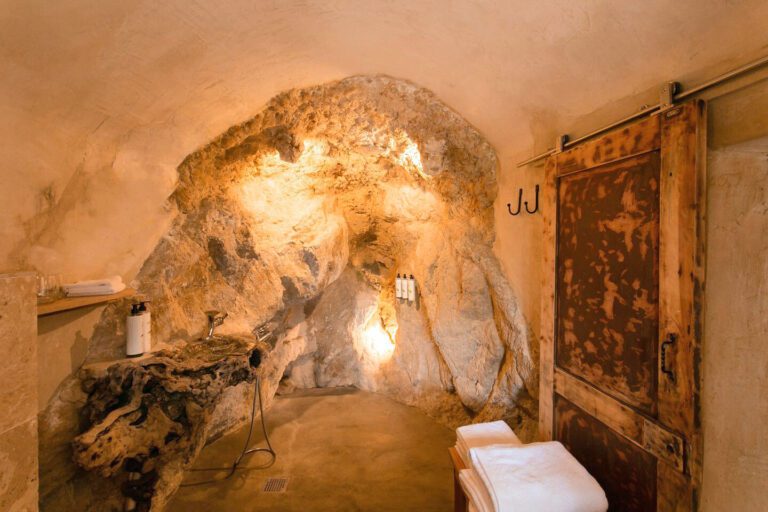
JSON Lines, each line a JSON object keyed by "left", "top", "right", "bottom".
{"left": 204, "top": 310, "right": 228, "bottom": 340}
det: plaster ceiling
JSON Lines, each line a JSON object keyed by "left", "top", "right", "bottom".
{"left": 2, "top": 0, "right": 768, "bottom": 275}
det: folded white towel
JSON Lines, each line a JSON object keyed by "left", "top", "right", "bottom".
{"left": 459, "top": 468, "right": 494, "bottom": 512}
{"left": 63, "top": 276, "right": 125, "bottom": 296}
{"left": 65, "top": 284, "right": 126, "bottom": 296}
{"left": 470, "top": 441, "right": 608, "bottom": 512}
{"left": 456, "top": 420, "right": 521, "bottom": 467}
{"left": 64, "top": 275, "right": 123, "bottom": 290}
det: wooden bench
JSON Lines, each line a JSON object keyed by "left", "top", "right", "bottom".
{"left": 449, "top": 446, "right": 468, "bottom": 512}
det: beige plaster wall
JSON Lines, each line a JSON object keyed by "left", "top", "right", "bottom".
{"left": 0, "top": 273, "right": 39, "bottom": 512}
{"left": 2, "top": 1, "right": 768, "bottom": 284}
{"left": 37, "top": 306, "right": 104, "bottom": 411}
{"left": 492, "top": 158, "right": 544, "bottom": 343}
{"left": 702, "top": 142, "right": 768, "bottom": 510}
{"left": 699, "top": 83, "right": 768, "bottom": 511}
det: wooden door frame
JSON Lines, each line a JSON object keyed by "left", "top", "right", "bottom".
{"left": 539, "top": 101, "right": 707, "bottom": 510}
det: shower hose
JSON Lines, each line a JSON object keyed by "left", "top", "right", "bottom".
{"left": 180, "top": 374, "right": 277, "bottom": 487}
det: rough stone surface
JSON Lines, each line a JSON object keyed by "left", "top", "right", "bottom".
{"left": 42, "top": 76, "right": 537, "bottom": 510}
{"left": 0, "top": 419, "right": 39, "bottom": 512}
{"left": 0, "top": 273, "right": 39, "bottom": 512}
{"left": 102, "top": 75, "right": 537, "bottom": 427}
{"left": 70, "top": 336, "right": 266, "bottom": 511}
{"left": 0, "top": 274, "right": 38, "bottom": 435}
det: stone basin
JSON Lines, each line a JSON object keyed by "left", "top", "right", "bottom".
{"left": 175, "top": 335, "right": 256, "bottom": 364}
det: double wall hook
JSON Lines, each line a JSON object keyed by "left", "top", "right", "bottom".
{"left": 507, "top": 184, "right": 539, "bottom": 216}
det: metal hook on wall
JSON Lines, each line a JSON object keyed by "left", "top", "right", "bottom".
{"left": 524, "top": 184, "right": 539, "bottom": 214}
{"left": 507, "top": 189, "right": 523, "bottom": 216}
{"left": 507, "top": 185, "right": 539, "bottom": 216}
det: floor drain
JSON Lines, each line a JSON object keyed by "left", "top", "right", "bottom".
{"left": 263, "top": 477, "right": 288, "bottom": 493}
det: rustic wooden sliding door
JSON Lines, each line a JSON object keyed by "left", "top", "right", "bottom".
{"left": 540, "top": 101, "right": 706, "bottom": 511}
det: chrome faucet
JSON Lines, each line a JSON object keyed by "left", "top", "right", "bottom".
{"left": 205, "top": 310, "right": 228, "bottom": 340}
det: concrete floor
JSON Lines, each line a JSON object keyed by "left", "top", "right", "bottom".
{"left": 167, "top": 387, "right": 455, "bottom": 512}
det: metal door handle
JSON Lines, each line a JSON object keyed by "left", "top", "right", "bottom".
{"left": 661, "top": 333, "right": 677, "bottom": 382}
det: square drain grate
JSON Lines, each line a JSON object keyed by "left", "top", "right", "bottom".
{"left": 263, "top": 477, "right": 288, "bottom": 493}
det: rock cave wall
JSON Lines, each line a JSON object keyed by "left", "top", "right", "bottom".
{"left": 41, "top": 75, "right": 538, "bottom": 509}
{"left": 107, "top": 75, "right": 537, "bottom": 427}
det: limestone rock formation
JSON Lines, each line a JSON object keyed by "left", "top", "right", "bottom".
{"left": 78, "top": 75, "right": 536, "bottom": 422}
{"left": 97, "top": 74, "right": 537, "bottom": 427}
{"left": 41, "top": 75, "right": 538, "bottom": 510}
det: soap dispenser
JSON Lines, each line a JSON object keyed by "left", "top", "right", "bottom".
{"left": 408, "top": 274, "right": 416, "bottom": 302}
{"left": 137, "top": 300, "right": 152, "bottom": 353}
{"left": 396, "top": 273, "right": 402, "bottom": 299}
{"left": 126, "top": 303, "right": 144, "bottom": 357}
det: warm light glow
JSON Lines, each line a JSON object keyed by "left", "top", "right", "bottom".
{"left": 389, "top": 132, "right": 430, "bottom": 180}
{"left": 236, "top": 137, "right": 339, "bottom": 245}
{"left": 358, "top": 304, "right": 397, "bottom": 364}
{"left": 398, "top": 141, "right": 424, "bottom": 173}
{"left": 238, "top": 173, "right": 325, "bottom": 240}
{"left": 381, "top": 182, "right": 440, "bottom": 220}
{"left": 301, "top": 138, "right": 327, "bottom": 158}
{"left": 362, "top": 319, "right": 396, "bottom": 361}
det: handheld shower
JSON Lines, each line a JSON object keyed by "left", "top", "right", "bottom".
{"left": 204, "top": 310, "right": 228, "bottom": 339}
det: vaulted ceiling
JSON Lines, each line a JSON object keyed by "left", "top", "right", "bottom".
{"left": 2, "top": 0, "right": 767, "bottom": 274}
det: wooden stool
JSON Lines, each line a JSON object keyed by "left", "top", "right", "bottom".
{"left": 448, "top": 447, "right": 468, "bottom": 512}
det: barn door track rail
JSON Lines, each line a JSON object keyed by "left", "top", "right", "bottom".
{"left": 517, "top": 53, "right": 768, "bottom": 167}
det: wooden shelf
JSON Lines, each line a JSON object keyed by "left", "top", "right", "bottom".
{"left": 37, "top": 288, "right": 136, "bottom": 317}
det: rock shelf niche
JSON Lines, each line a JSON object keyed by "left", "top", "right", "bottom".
{"left": 72, "top": 336, "right": 268, "bottom": 511}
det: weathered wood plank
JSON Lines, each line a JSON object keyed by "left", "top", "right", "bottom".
{"left": 642, "top": 418, "right": 684, "bottom": 473}
{"left": 690, "top": 101, "right": 707, "bottom": 497}
{"left": 555, "top": 369, "right": 643, "bottom": 441}
{"left": 556, "top": 153, "right": 661, "bottom": 414}
{"left": 657, "top": 461, "right": 693, "bottom": 512}
{"left": 539, "top": 155, "right": 558, "bottom": 440}
{"left": 555, "top": 369, "right": 684, "bottom": 472}
{"left": 37, "top": 288, "right": 136, "bottom": 316}
{"left": 556, "top": 395, "right": 658, "bottom": 511}
{"left": 448, "top": 446, "right": 467, "bottom": 471}
{"left": 658, "top": 101, "right": 706, "bottom": 490}
{"left": 556, "top": 114, "right": 661, "bottom": 176}
{"left": 448, "top": 447, "right": 468, "bottom": 512}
